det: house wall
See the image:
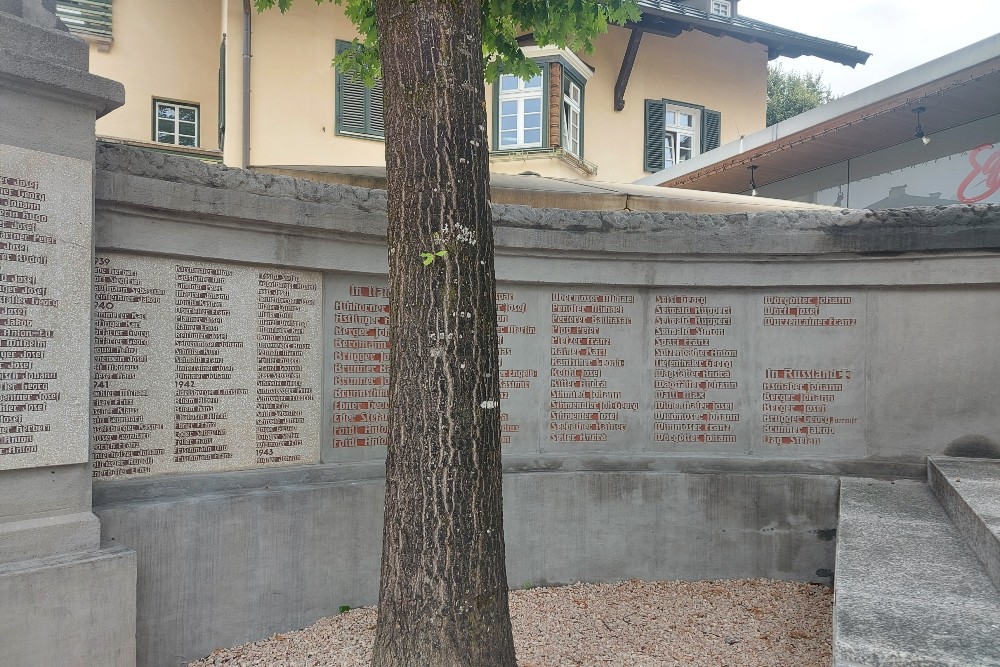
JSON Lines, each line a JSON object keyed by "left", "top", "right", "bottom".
{"left": 89, "top": 0, "right": 222, "bottom": 150}
{"left": 243, "top": 1, "right": 386, "bottom": 168}
{"left": 488, "top": 25, "right": 767, "bottom": 182}
{"left": 85, "top": 2, "right": 767, "bottom": 183}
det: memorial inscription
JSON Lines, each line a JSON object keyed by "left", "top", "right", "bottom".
{"left": 256, "top": 271, "right": 319, "bottom": 465}
{"left": 0, "top": 146, "right": 91, "bottom": 470}
{"left": 756, "top": 293, "right": 864, "bottom": 453}
{"left": 497, "top": 289, "right": 540, "bottom": 448}
{"left": 548, "top": 291, "right": 640, "bottom": 445}
{"left": 331, "top": 283, "right": 390, "bottom": 448}
{"left": 91, "top": 254, "right": 322, "bottom": 477}
{"left": 92, "top": 256, "right": 165, "bottom": 477}
{"left": 329, "top": 281, "right": 549, "bottom": 450}
{"left": 651, "top": 293, "right": 743, "bottom": 446}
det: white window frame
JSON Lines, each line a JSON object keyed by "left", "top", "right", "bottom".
{"left": 710, "top": 0, "right": 732, "bottom": 17}
{"left": 154, "top": 100, "right": 199, "bottom": 147}
{"left": 561, "top": 78, "right": 582, "bottom": 157}
{"left": 497, "top": 73, "right": 544, "bottom": 150}
{"left": 662, "top": 104, "right": 700, "bottom": 168}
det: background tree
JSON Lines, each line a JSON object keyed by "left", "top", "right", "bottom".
{"left": 254, "top": 1, "right": 638, "bottom": 665}
{"left": 766, "top": 63, "right": 836, "bottom": 126}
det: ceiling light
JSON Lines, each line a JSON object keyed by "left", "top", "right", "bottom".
{"left": 748, "top": 165, "right": 758, "bottom": 196}
{"left": 912, "top": 107, "right": 931, "bottom": 145}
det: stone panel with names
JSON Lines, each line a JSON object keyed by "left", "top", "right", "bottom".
{"left": 331, "top": 281, "right": 390, "bottom": 448}
{"left": 329, "top": 280, "right": 547, "bottom": 451}
{"left": 548, "top": 290, "right": 641, "bottom": 447}
{"left": 755, "top": 293, "right": 865, "bottom": 454}
{"left": 650, "top": 292, "right": 748, "bottom": 451}
{"left": 497, "top": 287, "right": 543, "bottom": 452}
{"left": 0, "top": 146, "right": 91, "bottom": 470}
{"left": 91, "top": 254, "right": 321, "bottom": 478}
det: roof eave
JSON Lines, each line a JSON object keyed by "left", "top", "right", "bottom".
{"left": 636, "top": 3, "right": 871, "bottom": 68}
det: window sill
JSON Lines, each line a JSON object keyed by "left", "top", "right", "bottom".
{"left": 97, "top": 136, "right": 223, "bottom": 163}
{"left": 490, "top": 147, "right": 597, "bottom": 176}
{"left": 77, "top": 33, "right": 114, "bottom": 53}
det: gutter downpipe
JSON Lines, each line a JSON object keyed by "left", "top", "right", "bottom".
{"left": 242, "top": 0, "right": 251, "bottom": 168}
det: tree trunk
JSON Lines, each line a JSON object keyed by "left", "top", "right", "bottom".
{"left": 371, "top": 1, "right": 517, "bottom": 666}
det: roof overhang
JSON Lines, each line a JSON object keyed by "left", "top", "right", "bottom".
{"left": 636, "top": 0, "right": 871, "bottom": 68}
{"left": 636, "top": 34, "right": 1000, "bottom": 195}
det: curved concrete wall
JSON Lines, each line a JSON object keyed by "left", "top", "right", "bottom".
{"left": 91, "top": 144, "right": 1000, "bottom": 666}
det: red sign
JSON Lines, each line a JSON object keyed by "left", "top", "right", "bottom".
{"left": 957, "top": 143, "right": 1000, "bottom": 203}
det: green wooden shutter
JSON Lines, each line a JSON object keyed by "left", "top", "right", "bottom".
{"left": 702, "top": 109, "right": 721, "bottom": 152}
{"left": 218, "top": 36, "right": 226, "bottom": 151}
{"left": 369, "top": 79, "right": 385, "bottom": 137}
{"left": 644, "top": 99, "right": 666, "bottom": 172}
{"left": 335, "top": 40, "right": 384, "bottom": 139}
{"left": 56, "top": 0, "right": 113, "bottom": 39}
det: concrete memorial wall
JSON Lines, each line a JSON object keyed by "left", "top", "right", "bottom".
{"left": 94, "top": 265, "right": 870, "bottom": 478}
{"left": 84, "top": 142, "right": 1000, "bottom": 667}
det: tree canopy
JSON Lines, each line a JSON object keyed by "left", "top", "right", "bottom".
{"left": 766, "top": 63, "right": 835, "bottom": 126}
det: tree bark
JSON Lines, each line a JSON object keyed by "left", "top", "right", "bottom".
{"left": 371, "top": 1, "right": 517, "bottom": 666}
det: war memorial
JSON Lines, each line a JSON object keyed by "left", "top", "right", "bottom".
{"left": 1, "top": 2, "right": 998, "bottom": 665}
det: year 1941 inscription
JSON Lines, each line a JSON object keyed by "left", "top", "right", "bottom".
{"left": 91, "top": 254, "right": 322, "bottom": 478}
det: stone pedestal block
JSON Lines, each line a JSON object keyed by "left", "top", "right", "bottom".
{"left": 0, "top": 3, "right": 132, "bottom": 666}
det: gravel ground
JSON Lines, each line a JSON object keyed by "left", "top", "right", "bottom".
{"left": 189, "top": 579, "right": 832, "bottom": 667}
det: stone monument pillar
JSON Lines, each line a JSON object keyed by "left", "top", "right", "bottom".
{"left": 0, "top": 2, "right": 136, "bottom": 665}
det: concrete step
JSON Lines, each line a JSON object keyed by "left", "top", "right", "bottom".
{"left": 834, "top": 478, "right": 1000, "bottom": 666}
{"left": 929, "top": 456, "right": 1000, "bottom": 592}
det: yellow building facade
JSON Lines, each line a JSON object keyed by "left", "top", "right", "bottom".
{"left": 77, "top": 0, "right": 867, "bottom": 184}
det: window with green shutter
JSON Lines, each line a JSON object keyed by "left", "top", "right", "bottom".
{"left": 335, "top": 40, "right": 384, "bottom": 140}
{"left": 561, "top": 69, "right": 585, "bottom": 159}
{"left": 643, "top": 99, "right": 721, "bottom": 172}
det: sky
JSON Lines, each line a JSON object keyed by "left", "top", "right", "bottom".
{"left": 737, "top": 0, "right": 1000, "bottom": 96}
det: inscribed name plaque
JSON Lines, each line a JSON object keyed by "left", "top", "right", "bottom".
{"left": 754, "top": 292, "right": 865, "bottom": 455}
{"left": 330, "top": 280, "right": 547, "bottom": 450}
{"left": 91, "top": 254, "right": 321, "bottom": 477}
{"left": 650, "top": 291, "right": 749, "bottom": 452}
{"left": 496, "top": 288, "right": 543, "bottom": 452}
{"left": 331, "top": 281, "right": 390, "bottom": 448}
{"left": 548, "top": 290, "right": 642, "bottom": 448}
{"left": 0, "top": 145, "right": 92, "bottom": 470}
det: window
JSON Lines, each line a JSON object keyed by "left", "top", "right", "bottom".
{"left": 644, "top": 99, "right": 721, "bottom": 172}
{"left": 491, "top": 48, "right": 593, "bottom": 169}
{"left": 710, "top": 0, "right": 732, "bottom": 17}
{"left": 562, "top": 77, "right": 582, "bottom": 158}
{"left": 662, "top": 106, "right": 697, "bottom": 168}
{"left": 497, "top": 73, "right": 544, "bottom": 149}
{"left": 335, "top": 40, "right": 384, "bottom": 139}
{"left": 154, "top": 100, "right": 199, "bottom": 147}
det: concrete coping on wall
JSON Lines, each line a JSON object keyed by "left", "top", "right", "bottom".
{"left": 96, "top": 143, "right": 1000, "bottom": 259}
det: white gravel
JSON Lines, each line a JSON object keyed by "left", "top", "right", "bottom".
{"left": 188, "top": 579, "right": 832, "bottom": 667}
